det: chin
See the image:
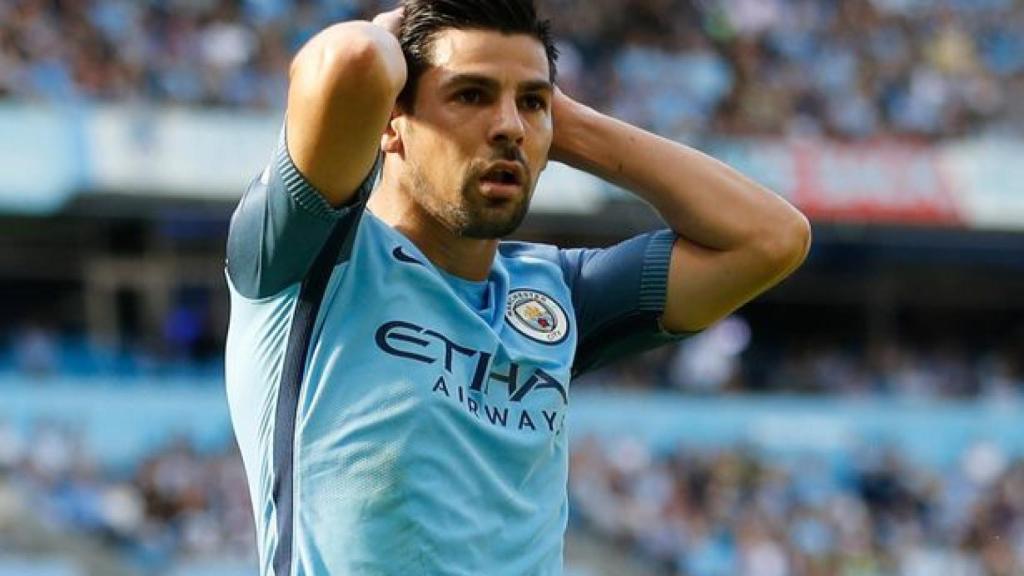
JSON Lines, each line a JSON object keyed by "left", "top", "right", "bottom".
{"left": 460, "top": 209, "right": 528, "bottom": 239}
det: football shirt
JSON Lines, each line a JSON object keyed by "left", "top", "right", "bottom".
{"left": 225, "top": 134, "right": 686, "bottom": 575}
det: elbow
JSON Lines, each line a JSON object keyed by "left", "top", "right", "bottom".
{"left": 762, "top": 209, "right": 812, "bottom": 277}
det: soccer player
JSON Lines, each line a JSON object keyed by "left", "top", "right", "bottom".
{"left": 224, "top": 1, "right": 810, "bottom": 574}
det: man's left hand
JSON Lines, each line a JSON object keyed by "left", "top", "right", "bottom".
{"left": 549, "top": 87, "right": 586, "bottom": 167}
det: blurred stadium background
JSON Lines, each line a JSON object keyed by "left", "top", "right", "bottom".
{"left": 1, "top": 0, "right": 1023, "bottom": 574}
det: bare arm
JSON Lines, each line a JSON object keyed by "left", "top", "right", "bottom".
{"left": 550, "top": 90, "right": 811, "bottom": 333}
{"left": 286, "top": 9, "right": 406, "bottom": 206}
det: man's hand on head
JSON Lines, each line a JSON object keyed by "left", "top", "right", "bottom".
{"left": 372, "top": 7, "right": 404, "bottom": 38}
{"left": 549, "top": 87, "right": 593, "bottom": 168}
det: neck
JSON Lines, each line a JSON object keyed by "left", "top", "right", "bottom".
{"left": 368, "top": 175, "right": 498, "bottom": 282}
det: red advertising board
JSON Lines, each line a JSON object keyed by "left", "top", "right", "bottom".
{"left": 788, "top": 141, "right": 963, "bottom": 226}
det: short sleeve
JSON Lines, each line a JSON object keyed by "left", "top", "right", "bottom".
{"left": 559, "top": 229, "right": 696, "bottom": 377}
{"left": 226, "top": 129, "right": 380, "bottom": 299}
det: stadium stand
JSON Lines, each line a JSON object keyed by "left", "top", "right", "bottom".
{"left": 570, "top": 434, "right": 1024, "bottom": 575}
{"left": 2, "top": 0, "right": 1022, "bottom": 138}
{"left": 1, "top": 0, "right": 1023, "bottom": 574}
{"left": 3, "top": 386, "right": 1024, "bottom": 575}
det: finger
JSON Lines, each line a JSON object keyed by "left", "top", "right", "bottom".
{"left": 372, "top": 7, "right": 404, "bottom": 35}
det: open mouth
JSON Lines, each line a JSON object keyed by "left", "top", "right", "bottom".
{"left": 480, "top": 164, "right": 523, "bottom": 187}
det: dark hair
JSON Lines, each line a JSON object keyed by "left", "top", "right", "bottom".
{"left": 397, "top": 0, "right": 558, "bottom": 112}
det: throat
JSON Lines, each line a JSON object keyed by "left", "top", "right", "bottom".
{"left": 419, "top": 235, "right": 499, "bottom": 282}
{"left": 368, "top": 198, "right": 498, "bottom": 282}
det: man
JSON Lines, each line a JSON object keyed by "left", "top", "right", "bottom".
{"left": 225, "top": 1, "right": 810, "bottom": 574}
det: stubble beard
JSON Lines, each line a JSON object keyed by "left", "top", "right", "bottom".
{"left": 409, "top": 161, "right": 532, "bottom": 240}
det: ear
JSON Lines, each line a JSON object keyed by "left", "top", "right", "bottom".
{"left": 381, "top": 108, "right": 406, "bottom": 155}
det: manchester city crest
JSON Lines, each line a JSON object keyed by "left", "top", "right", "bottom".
{"left": 505, "top": 290, "right": 569, "bottom": 344}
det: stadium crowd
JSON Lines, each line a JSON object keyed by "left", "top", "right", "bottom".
{"left": 2, "top": 0, "right": 1023, "bottom": 140}
{"left": 558, "top": 315, "right": 1024, "bottom": 399}
{"left": 0, "top": 421, "right": 253, "bottom": 573}
{"left": 570, "top": 435, "right": 1024, "bottom": 576}
{"left": 2, "top": 416, "right": 1024, "bottom": 575}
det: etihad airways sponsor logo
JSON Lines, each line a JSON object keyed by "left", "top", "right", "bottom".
{"left": 374, "top": 320, "right": 569, "bottom": 434}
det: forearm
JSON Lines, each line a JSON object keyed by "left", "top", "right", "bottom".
{"left": 552, "top": 99, "right": 805, "bottom": 254}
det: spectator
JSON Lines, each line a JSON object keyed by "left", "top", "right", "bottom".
{"left": 3, "top": 0, "right": 1023, "bottom": 139}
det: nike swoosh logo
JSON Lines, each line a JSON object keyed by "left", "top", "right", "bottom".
{"left": 392, "top": 246, "right": 423, "bottom": 265}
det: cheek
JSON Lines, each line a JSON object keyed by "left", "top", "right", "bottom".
{"left": 410, "top": 127, "right": 460, "bottom": 180}
{"left": 429, "top": 106, "right": 482, "bottom": 152}
{"left": 422, "top": 121, "right": 476, "bottom": 165}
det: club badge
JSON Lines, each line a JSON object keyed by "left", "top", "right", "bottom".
{"left": 505, "top": 289, "right": 569, "bottom": 344}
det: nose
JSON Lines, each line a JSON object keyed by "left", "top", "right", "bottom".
{"left": 488, "top": 95, "right": 525, "bottom": 147}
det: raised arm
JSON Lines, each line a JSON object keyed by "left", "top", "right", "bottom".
{"left": 551, "top": 90, "right": 811, "bottom": 333}
{"left": 226, "top": 10, "right": 407, "bottom": 299}
{"left": 286, "top": 9, "right": 407, "bottom": 206}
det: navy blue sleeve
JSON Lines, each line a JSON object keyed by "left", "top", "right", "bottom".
{"left": 559, "top": 229, "right": 696, "bottom": 377}
{"left": 226, "top": 130, "right": 380, "bottom": 299}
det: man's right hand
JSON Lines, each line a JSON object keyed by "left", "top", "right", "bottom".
{"left": 372, "top": 7, "right": 404, "bottom": 38}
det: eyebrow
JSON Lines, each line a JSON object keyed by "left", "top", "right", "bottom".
{"left": 444, "top": 73, "right": 553, "bottom": 94}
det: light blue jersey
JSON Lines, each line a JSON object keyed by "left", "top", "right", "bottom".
{"left": 225, "top": 135, "right": 685, "bottom": 575}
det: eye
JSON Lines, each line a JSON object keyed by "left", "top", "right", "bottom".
{"left": 521, "top": 94, "right": 548, "bottom": 111}
{"left": 456, "top": 88, "right": 484, "bottom": 104}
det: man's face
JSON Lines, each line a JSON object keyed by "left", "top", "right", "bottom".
{"left": 396, "top": 28, "right": 553, "bottom": 239}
